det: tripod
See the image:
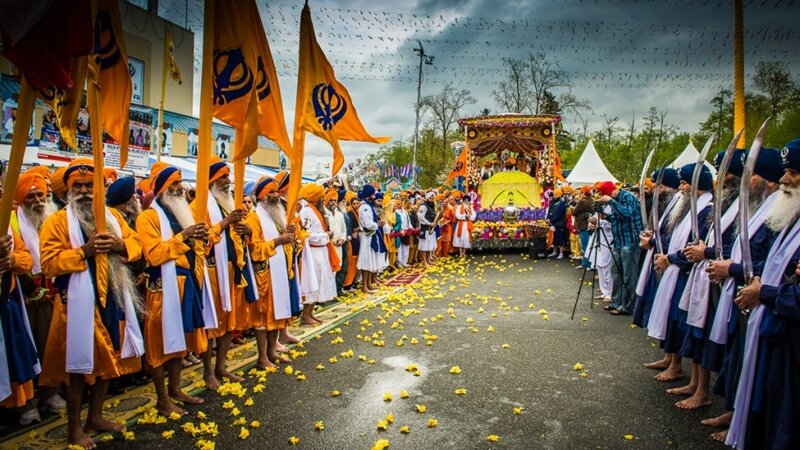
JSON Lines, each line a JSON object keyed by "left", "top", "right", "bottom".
{"left": 571, "top": 212, "right": 624, "bottom": 320}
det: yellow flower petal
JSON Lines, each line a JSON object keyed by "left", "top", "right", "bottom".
{"left": 250, "top": 420, "right": 260, "bottom": 428}
{"left": 385, "top": 413, "right": 395, "bottom": 424}
{"left": 487, "top": 325, "right": 495, "bottom": 332}
{"left": 371, "top": 438, "right": 390, "bottom": 450}
{"left": 315, "top": 420, "right": 325, "bottom": 431}
{"left": 331, "top": 390, "right": 341, "bottom": 397}
{"left": 427, "top": 418, "right": 438, "bottom": 428}
{"left": 376, "top": 419, "right": 389, "bottom": 430}
{"left": 162, "top": 430, "right": 175, "bottom": 440}
{"left": 573, "top": 363, "right": 584, "bottom": 371}
{"left": 169, "top": 411, "right": 182, "bottom": 420}
{"left": 244, "top": 397, "right": 254, "bottom": 407}
{"left": 399, "top": 425, "right": 410, "bottom": 434}
{"left": 501, "top": 343, "right": 510, "bottom": 349}
{"left": 296, "top": 374, "right": 306, "bottom": 381}
{"left": 283, "top": 365, "right": 294, "bottom": 375}
{"left": 197, "top": 411, "right": 207, "bottom": 420}
{"left": 487, "top": 434, "right": 500, "bottom": 442}
{"left": 230, "top": 407, "right": 241, "bottom": 417}
{"left": 580, "top": 371, "right": 589, "bottom": 378}
{"left": 623, "top": 434, "right": 635, "bottom": 441}
{"left": 454, "top": 388, "right": 468, "bottom": 395}
{"left": 449, "top": 366, "right": 462, "bottom": 374}
{"left": 383, "top": 392, "right": 393, "bottom": 402}
{"left": 123, "top": 431, "right": 135, "bottom": 441}
{"left": 415, "top": 404, "right": 427, "bottom": 413}
{"left": 400, "top": 390, "right": 409, "bottom": 399}
{"left": 222, "top": 400, "right": 235, "bottom": 409}
{"left": 289, "top": 436, "right": 300, "bottom": 445}
{"left": 238, "top": 427, "right": 250, "bottom": 440}
{"left": 316, "top": 364, "right": 325, "bottom": 370}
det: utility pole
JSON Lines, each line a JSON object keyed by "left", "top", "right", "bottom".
{"left": 412, "top": 41, "right": 434, "bottom": 185}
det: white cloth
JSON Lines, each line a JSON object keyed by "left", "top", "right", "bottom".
{"left": 452, "top": 203, "right": 475, "bottom": 249}
{"left": 647, "top": 192, "right": 712, "bottom": 340}
{"left": 417, "top": 204, "right": 437, "bottom": 252}
{"left": 636, "top": 194, "right": 680, "bottom": 296}
{"left": 709, "top": 191, "right": 780, "bottom": 345}
{"left": 206, "top": 193, "right": 231, "bottom": 313}
{"left": 726, "top": 218, "right": 800, "bottom": 450}
{"left": 586, "top": 215, "right": 613, "bottom": 268}
{"left": 255, "top": 205, "right": 291, "bottom": 320}
{"left": 151, "top": 201, "right": 187, "bottom": 355}
{"left": 680, "top": 197, "right": 739, "bottom": 329}
{"left": 396, "top": 209, "right": 411, "bottom": 266}
{"left": 16, "top": 209, "right": 41, "bottom": 275}
{"left": 299, "top": 204, "right": 336, "bottom": 303}
{"left": 65, "top": 206, "right": 144, "bottom": 374}
{"left": 357, "top": 203, "right": 383, "bottom": 272}
{"left": 328, "top": 208, "right": 347, "bottom": 262}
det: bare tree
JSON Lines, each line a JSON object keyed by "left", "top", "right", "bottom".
{"left": 421, "top": 83, "right": 477, "bottom": 165}
{"left": 527, "top": 53, "right": 569, "bottom": 114}
{"left": 492, "top": 57, "right": 531, "bottom": 113}
{"left": 752, "top": 61, "right": 796, "bottom": 119}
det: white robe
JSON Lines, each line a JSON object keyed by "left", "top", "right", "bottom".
{"left": 299, "top": 204, "right": 336, "bottom": 304}
{"left": 357, "top": 203, "right": 384, "bottom": 273}
{"left": 452, "top": 203, "right": 476, "bottom": 249}
{"left": 396, "top": 209, "right": 411, "bottom": 266}
{"left": 417, "top": 204, "right": 437, "bottom": 252}
{"left": 327, "top": 208, "right": 347, "bottom": 263}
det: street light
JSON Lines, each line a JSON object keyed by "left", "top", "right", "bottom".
{"left": 412, "top": 40, "right": 434, "bottom": 185}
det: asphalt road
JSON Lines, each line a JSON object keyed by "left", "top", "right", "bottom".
{"left": 104, "top": 253, "right": 724, "bottom": 450}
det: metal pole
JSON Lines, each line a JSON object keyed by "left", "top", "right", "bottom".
{"left": 412, "top": 41, "right": 424, "bottom": 185}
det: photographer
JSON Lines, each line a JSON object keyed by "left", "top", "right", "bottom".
{"left": 546, "top": 189, "right": 568, "bottom": 259}
{"left": 595, "top": 181, "right": 644, "bottom": 315}
{"left": 572, "top": 186, "right": 595, "bottom": 268}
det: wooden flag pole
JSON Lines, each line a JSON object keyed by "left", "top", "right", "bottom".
{"left": 0, "top": 77, "right": 35, "bottom": 233}
{"left": 233, "top": 128, "right": 245, "bottom": 209}
{"left": 194, "top": 0, "right": 215, "bottom": 223}
{"left": 733, "top": 0, "right": 746, "bottom": 147}
{"left": 156, "top": 23, "right": 169, "bottom": 162}
{"left": 87, "top": 63, "right": 109, "bottom": 307}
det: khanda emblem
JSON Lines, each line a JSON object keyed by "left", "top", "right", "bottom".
{"left": 93, "top": 9, "right": 121, "bottom": 69}
{"left": 213, "top": 48, "right": 254, "bottom": 106}
{"left": 255, "top": 56, "right": 271, "bottom": 101}
{"left": 782, "top": 147, "right": 789, "bottom": 166}
{"left": 312, "top": 83, "right": 347, "bottom": 131}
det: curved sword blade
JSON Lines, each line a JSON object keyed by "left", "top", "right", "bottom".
{"left": 689, "top": 136, "right": 715, "bottom": 243}
{"left": 652, "top": 162, "right": 669, "bottom": 255}
{"left": 639, "top": 149, "right": 656, "bottom": 230}
{"left": 739, "top": 118, "right": 771, "bottom": 283}
{"left": 713, "top": 128, "right": 744, "bottom": 259}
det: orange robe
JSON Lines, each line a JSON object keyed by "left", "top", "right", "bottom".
{"left": 136, "top": 208, "right": 209, "bottom": 369}
{"left": 245, "top": 211, "right": 291, "bottom": 331}
{"left": 437, "top": 205, "right": 455, "bottom": 257}
{"left": 190, "top": 200, "right": 252, "bottom": 338}
{"left": 0, "top": 229, "right": 35, "bottom": 408}
{"left": 39, "top": 209, "right": 142, "bottom": 386}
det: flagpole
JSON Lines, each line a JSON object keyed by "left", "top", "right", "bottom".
{"left": 87, "top": 59, "right": 110, "bottom": 306}
{"left": 195, "top": 0, "right": 215, "bottom": 223}
{"left": 0, "top": 77, "right": 35, "bottom": 233}
{"left": 156, "top": 23, "right": 169, "bottom": 162}
{"left": 233, "top": 128, "right": 245, "bottom": 208}
{"left": 733, "top": 0, "right": 745, "bottom": 147}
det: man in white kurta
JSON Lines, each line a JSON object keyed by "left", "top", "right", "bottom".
{"left": 417, "top": 191, "right": 437, "bottom": 266}
{"left": 452, "top": 192, "right": 477, "bottom": 257}
{"left": 356, "top": 185, "right": 385, "bottom": 293}
{"left": 395, "top": 200, "right": 412, "bottom": 267}
{"left": 297, "top": 184, "right": 337, "bottom": 326}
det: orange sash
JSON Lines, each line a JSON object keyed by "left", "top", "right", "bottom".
{"left": 308, "top": 204, "right": 341, "bottom": 272}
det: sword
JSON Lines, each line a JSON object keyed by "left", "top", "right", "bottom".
{"left": 651, "top": 163, "right": 668, "bottom": 256}
{"left": 639, "top": 149, "right": 656, "bottom": 231}
{"left": 738, "top": 117, "right": 771, "bottom": 314}
{"left": 689, "top": 136, "right": 714, "bottom": 244}
{"left": 712, "top": 128, "right": 745, "bottom": 260}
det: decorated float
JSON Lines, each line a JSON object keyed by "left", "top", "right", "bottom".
{"left": 455, "top": 114, "right": 564, "bottom": 250}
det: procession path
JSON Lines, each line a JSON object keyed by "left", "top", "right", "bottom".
{"left": 8, "top": 254, "right": 723, "bottom": 449}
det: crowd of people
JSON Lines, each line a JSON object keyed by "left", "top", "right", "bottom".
{"left": 558, "top": 139, "right": 800, "bottom": 449}
{"left": 0, "top": 156, "right": 481, "bottom": 449}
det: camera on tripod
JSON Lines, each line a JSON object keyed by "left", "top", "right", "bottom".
{"left": 591, "top": 202, "right": 605, "bottom": 214}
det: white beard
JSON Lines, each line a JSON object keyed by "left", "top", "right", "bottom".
{"left": 160, "top": 192, "right": 195, "bottom": 229}
{"left": 211, "top": 183, "right": 235, "bottom": 213}
{"left": 262, "top": 199, "right": 287, "bottom": 233}
{"left": 666, "top": 192, "right": 689, "bottom": 233}
{"left": 20, "top": 202, "right": 49, "bottom": 231}
{"left": 764, "top": 186, "right": 800, "bottom": 232}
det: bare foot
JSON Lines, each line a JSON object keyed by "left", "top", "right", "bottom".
{"left": 155, "top": 399, "right": 187, "bottom": 417}
{"left": 256, "top": 358, "right": 278, "bottom": 370}
{"left": 216, "top": 369, "right": 244, "bottom": 383}
{"left": 654, "top": 367, "right": 683, "bottom": 382}
{"left": 271, "top": 354, "right": 291, "bottom": 364}
{"left": 701, "top": 411, "right": 732, "bottom": 427}
{"left": 274, "top": 342, "right": 290, "bottom": 353}
{"left": 675, "top": 393, "right": 712, "bottom": 410}
{"left": 68, "top": 427, "right": 97, "bottom": 449}
{"left": 84, "top": 416, "right": 125, "bottom": 434}
{"left": 170, "top": 390, "right": 204, "bottom": 405}
{"left": 710, "top": 429, "right": 728, "bottom": 442}
{"left": 203, "top": 373, "right": 220, "bottom": 391}
{"left": 300, "top": 319, "right": 318, "bottom": 326}
{"left": 279, "top": 334, "right": 301, "bottom": 345}
{"left": 644, "top": 357, "right": 670, "bottom": 370}
{"left": 666, "top": 384, "right": 696, "bottom": 396}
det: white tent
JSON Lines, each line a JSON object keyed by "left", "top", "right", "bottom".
{"left": 670, "top": 142, "right": 717, "bottom": 175}
{"left": 566, "top": 140, "right": 619, "bottom": 186}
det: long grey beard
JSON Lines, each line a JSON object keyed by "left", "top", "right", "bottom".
{"left": 20, "top": 203, "right": 48, "bottom": 231}
{"left": 666, "top": 192, "right": 689, "bottom": 233}
{"left": 657, "top": 191, "right": 675, "bottom": 218}
{"left": 211, "top": 184, "right": 235, "bottom": 213}
{"left": 764, "top": 186, "right": 800, "bottom": 232}
{"left": 708, "top": 183, "right": 740, "bottom": 229}
{"left": 160, "top": 192, "right": 195, "bottom": 229}
{"left": 263, "top": 200, "right": 287, "bottom": 233}
{"left": 748, "top": 180, "right": 770, "bottom": 216}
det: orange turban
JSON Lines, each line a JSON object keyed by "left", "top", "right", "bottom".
{"left": 275, "top": 170, "right": 290, "bottom": 194}
{"left": 580, "top": 185, "right": 593, "bottom": 194}
{"left": 15, "top": 173, "right": 47, "bottom": 205}
{"left": 299, "top": 183, "right": 325, "bottom": 203}
{"left": 563, "top": 186, "right": 575, "bottom": 194}
{"left": 452, "top": 191, "right": 463, "bottom": 200}
{"left": 26, "top": 165, "right": 50, "bottom": 179}
{"left": 324, "top": 189, "right": 338, "bottom": 204}
{"left": 104, "top": 167, "right": 118, "bottom": 182}
{"left": 553, "top": 188, "right": 563, "bottom": 198}
{"left": 209, "top": 156, "right": 230, "bottom": 184}
{"left": 644, "top": 177, "right": 654, "bottom": 190}
{"left": 344, "top": 191, "right": 358, "bottom": 204}
{"left": 50, "top": 167, "right": 67, "bottom": 197}
{"left": 254, "top": 176, "right": 278, "bottom": 200}
{"left": 139, "top": 178, "right": 152, "bottom": 194}
{"left": 150, "top": 164, "right": 182, "bottom": 197}
{"left": 64, "top": 158, "right": 94, "bottom": 189}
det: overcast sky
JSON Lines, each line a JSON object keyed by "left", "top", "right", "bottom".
{"left": 148, "top": 0, "right": 799, "bottom": 174}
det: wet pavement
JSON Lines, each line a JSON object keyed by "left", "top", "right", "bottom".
{"left": 103, "top": 253, "right": 724, "bottom": 450}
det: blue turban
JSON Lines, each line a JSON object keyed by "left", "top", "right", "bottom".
{"left": 359, "top": 184, "right": 376, "bottom": 200}
{"left": 244, "top": 181, "right": 256, "bottom": 196}
{"left": 679, "top": 163, "right": 713, "bottom": 191}
{"left": 652, "top": 167, "right": 681, "bottom": 190}
{"left": 753, "top": 147, "right": 783, "bottom": 183}
{"left": 713, "top": 148, "right": 747, "bottom": 178}
{"left": 782, "top": 138, "right": 800, "bottom": 171}
{"left": 375, "top": 192, "right": 384, "bottom": 201}
{"left": 106, "top": 176, "right": 136, "bottom": 206}
{"left": 337, "top": 188, "right": 346, "bottom": 202}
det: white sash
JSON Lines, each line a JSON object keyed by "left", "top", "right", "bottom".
{"left": 151, "top": 202, "right": 186, "bottom": 355}
{"left": 647, "top": 192, "right": 712, "bottom": 340}
{"left": 681, "top": 197, "right": 739, "bottom": 328}
{"left": 65, "top": 206, "right": 144, "bottom": 374}
{"left": 298, "top": 203, "right": 320, "bottom": 296}
{"left": 726, "top": 218, "right": 800, "bottom": 450}
{"left": 17, "top": 210, "right": 41, "bottom": 274}
{"left": 709, "top": 191, "right": 780, "bottom": 345}
{"left": 256, "top": 205, "right": 291, "bottom": 320}
{"left": 207, "top": 193, "right": 231, "bottom": 312}
{"left": 635, "top": 194, "right": 680, "bottom": 296}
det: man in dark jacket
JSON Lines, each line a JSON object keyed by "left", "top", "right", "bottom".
{"left": 572, "top": 186, "right": 595, "bottom": 268}
{"left": 547, "top": 189, "right": 568, "bottom": 259}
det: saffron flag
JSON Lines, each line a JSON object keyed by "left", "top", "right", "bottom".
{"left": 165, "top": 28, "right": 182, "bottom": 84}
{"left": 446, "top": 147, "right": 469, "bottom": 183}
{"left": 294, "top": 4, "right": 389, "bottom": 177}
{"left": 93, "top": 0, "right": 131, "bottom": 168}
